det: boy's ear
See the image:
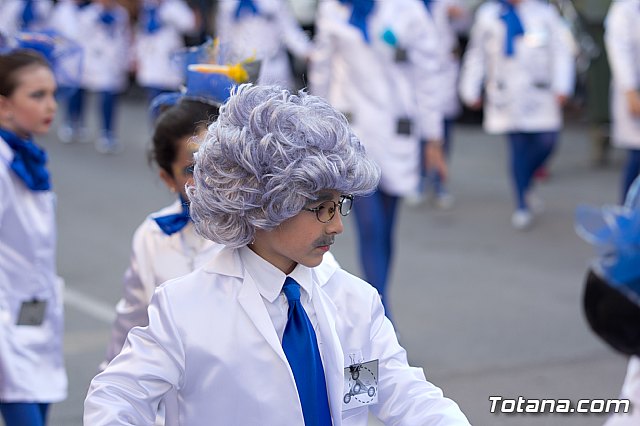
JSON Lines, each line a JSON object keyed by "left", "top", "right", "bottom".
{"left": 159, "top": 168, "right": 177, "bottom": 193}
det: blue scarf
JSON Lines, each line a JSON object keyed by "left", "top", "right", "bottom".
{"left": 234, "top": 0, "right": 259, "bottom": 20}
{"left": 499, "top": 0, "right": 524, "bottom": 57}
{"left": 153, "top": 195, "right": 191, "bottom": 235}
{"left": 0, "top": 128, "right": 50, "bottom": 191}
{"left": 422, "top": 0, "right": 433, "bottom": 14}
{"left": 21, "top": 0, "right": 36, "bottom": 30}
{"left": 339, "top": 0, "right": 375, "bottom": 43}
{"left": 142, "top": 4, "right": 162, "bottom": 34}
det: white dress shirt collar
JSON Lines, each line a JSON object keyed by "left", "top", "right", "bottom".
{"left": 238, "top": 245, "right": 314, "bottom": 303}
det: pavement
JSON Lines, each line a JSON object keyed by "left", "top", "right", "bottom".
{"left": 4, "top": 91, "right": 630, "bottom": 426}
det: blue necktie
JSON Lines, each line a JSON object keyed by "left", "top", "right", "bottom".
{"left": 153, "top": 196, "right": 191, "bottom": 235}
{"left": 0, "top": 128, "right": 50, "bottom": 191}
{"left": 21, "top": 0, "right": 36, "bottom": 30}
{"left": 142, "top": 5, "right": 162, "bottom": 34}
{"left": 499, "top": 0, "right": 525, "bottom": 57}
{"left": 234, "top": 0, "right": 259, "bottom": 20}
{"left": 339, "top": 0, "right": 375, "bottom": 43}
{"left": 281, "top": 277, "right": 332, "bottom": 426}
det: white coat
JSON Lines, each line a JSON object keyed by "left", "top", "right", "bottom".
{"left": 77, "top": 2, "right": 131, "bottom": 92}
{"left": 135, "top": 0, "right": 196, "bottom": 91}
{"left": 102, "top": 200, "right": 223, "bottom": 365}
{"left": 47, "top": 0, "right": 83, "bottom": 41}
{"left": 0, "top": 0, "right": 53, "bottom": 36}
{"left": 309, "top": 0, "right": 444, "bottom": 197}
{"left": 459, "top": 0, "right": 575, "bottom": 134}
{"left": 604, "top": 356, "right": 640, "bottom": 426}
{"left": 604, "top": 0, "right": 640, "bottom": 148}
{"left": 215, "top": 0, "right": 311, "bottom": 88}
{"left": 427, "top": 0, "right": 471, "bottom": 119}
{"left": 85, "top": 246, "right": 471, "bottom": 425}
{"left": 0, "top": 136, "right": 67, "bottom": 403}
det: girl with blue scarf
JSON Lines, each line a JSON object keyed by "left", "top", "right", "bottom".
{"left": 0, "top": 50, "right": 66, "bottom": 426}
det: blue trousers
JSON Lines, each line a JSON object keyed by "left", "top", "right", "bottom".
{"left": 621, "top": 149, "right": 640, "bottom": 203}
{"left": 66, "top": 89, "right": 117, "bottom": 136}
{"left": 0, "top": 402, "right": 49, "bottom": 426}
{"left": 508, "top": 131, "right": 558, "bottom": 210}
{"left": 353, "top": 188, "right": 399, "bottom": 317}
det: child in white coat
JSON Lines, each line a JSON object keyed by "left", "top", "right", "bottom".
{"left": 0, "top": 0, "right": 53, "bottom": 36}
{"left": 215, "top": 0, "right": 311, "bottom": 88}
{"left": 604, "top": 0, "right": 640, "bottom": 203}
{"left": 459, "top": 0, "right": 575, "bottom": 230}
{"left": 84, "top": 83, "right": 471, "bottom": 426}
{"left": 0, "top": 49, "right": 66, "bottom": 426}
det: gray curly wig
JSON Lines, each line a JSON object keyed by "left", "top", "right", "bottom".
{"left": 187, "top": 84, "right": 380, "bottom": 247}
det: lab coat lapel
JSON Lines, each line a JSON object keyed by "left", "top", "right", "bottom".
{"left": 237, "top": 274, "right": 291, "bottom": 367}
{"left": 313, "top": 286, "right": 345, "bottom": 425}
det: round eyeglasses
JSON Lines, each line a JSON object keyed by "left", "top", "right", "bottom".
{"left": 303, "top": 194, "right": 354, "bottom": 223}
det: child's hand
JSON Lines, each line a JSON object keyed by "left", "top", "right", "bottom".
{"left": 426, "top": 142, "right": 448, "bottom": 182}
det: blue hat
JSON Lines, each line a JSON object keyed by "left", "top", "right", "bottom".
{"left": 1, "top": 30, "right": 83, "bottom": 91}
{"left": 575, "top": 177, "right": 640, "bottom": 303}
{"left": 151, "top": 39, "right": 260, "bottom": 119}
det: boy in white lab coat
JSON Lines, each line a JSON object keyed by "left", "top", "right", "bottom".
{"left": 84, "top": 84, "right": 471, "bottom": 426}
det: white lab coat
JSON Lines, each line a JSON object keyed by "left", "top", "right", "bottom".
{"left": 605, "top": 0, "right": 640, "bottom": 148}
{"left": 102, "top": 200, "right": 223, "bottom": 365}
{"left": 215, "top": 0, "right": 311, "bottom": 88}
{"left": 0, "top": 0, "right": 52, "bottom": 36}
{"left": 604, "top": 356, "right": 640, "bottom": 426}
{"left": 459, "top": 0, "right": 575, "bottom": 134}
{"left": 0, "top": 136, "right": 67, "bottom": 403}
{"left": 85, "top": 246, "right": 470, "bottom": 425}
{"left": 47, "top": 0, "right": 82, "bottom": 40}
{"left": 77, "top": 2, "right": 131, "bottom": 92}
{"left": 310, "top": 0, "right": 444, "bottom": 197}
{"left": 427, "top": 0, "right": 471, "bottom": 118}
{"left": 135, "top": 0, "right": 196, "bottom": 91}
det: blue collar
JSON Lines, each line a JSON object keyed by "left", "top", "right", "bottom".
{"left": 499, "top": 0, "right": 525, "bottom": 57}
{"left": 339, "top": 0, "right": 375, "bottom": 43}
{"left": 153, "top": 195, "right": 192, "bottom": 235}
{"left": 0, "top": 127, "right": 50, "bottom": 191}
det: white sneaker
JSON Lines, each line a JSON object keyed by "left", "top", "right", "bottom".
{"left": 57, "top": 124, "right": 75, "bottom": 144}
{"left": 511, "top": 209, "right": 533, "bottom": 230}
{"left": 526, "top": 192, "right": 545, "bottom": 214}
{"left": 404, "top": 193, "right": 426, "bottom": 207}
{"left": 435, "top": 192, "right": 455, "bottom": 210}
{"left": 95, "top": 136, "right": 122, "bottom": 154}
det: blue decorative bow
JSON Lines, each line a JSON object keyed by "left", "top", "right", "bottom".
{"left": 99, "top": 9, "right": 117, "bottom": 37}
{"left": 142, "top": 4, "right": 162, "bottom": 34}
{"left": 234, "top": 0, "right": 260, "bottom": 20}
{"left": 339, "top": 0, "right": 375, "bottom": 43}
{"left": 575, "top": 177, "right": 640, "bottom": 303}
{"left": 153, "top": 195, "right": 191, "bottom": 235}
{"left": 499, "top": 0, "right": 524, "bottom": 57}
{"left": 0, "top": 127, "right": 51, "bottom": 191}
{"left": 21, "top": 0, "right": 36, "bottom": 30}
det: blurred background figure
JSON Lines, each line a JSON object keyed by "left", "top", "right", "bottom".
{"left": 0, "top": 0, "right": 53, "bottom": 36}
{"left": 215, "top": 0, "right": 311, "bottom": 89}
{"left": 0, "top": 48, "right": 65, "bottom": 426}
{"left": 134, "top": 0, "right": 198, "bottom": 106}
{"left": 604, "top": 0, "right": 640, "bottom": 203}
{"left": 419, "top": 0, "right": 471, "bottom": 210}
{"left": 310, "top": 0, "right": 446, "bottom": 318}
{"left": 68, "top": 0, "right": 131, "bottom": 154}
{"left": 459, "top": 0, "right": 576, "bottom": 231}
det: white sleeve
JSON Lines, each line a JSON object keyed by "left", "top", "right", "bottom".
{"left": 160, "top": 0, "right": 196, "bottom": 34}
{"left": 275, "top": 0, "right": 311, "bottom": 59}
{"left": 102, "top": 223, "right": 157, "bottom": 366}
{"left": 368, "top": 290, "right": 471, "bottom": 425}
{"left": 85, "top": 287, "right": 185, "bottom": 425}
{"left": 458, "top": 9, "right": 487, "bottom": 106}
{"left": 549, "top": 7, "right": 576, "bottom": 96}
{"left": 605, "top": 2, "right": 638, "bottom": 91}
{"left": 308, "top": 2, "right": 334, "bottom": 100}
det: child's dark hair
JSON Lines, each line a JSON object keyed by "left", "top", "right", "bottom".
{"left": 151, "top": 99, "right": 220, "bottom": 177}
{"left": 0, "top": 50, "right": 51, "bottom": 97}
